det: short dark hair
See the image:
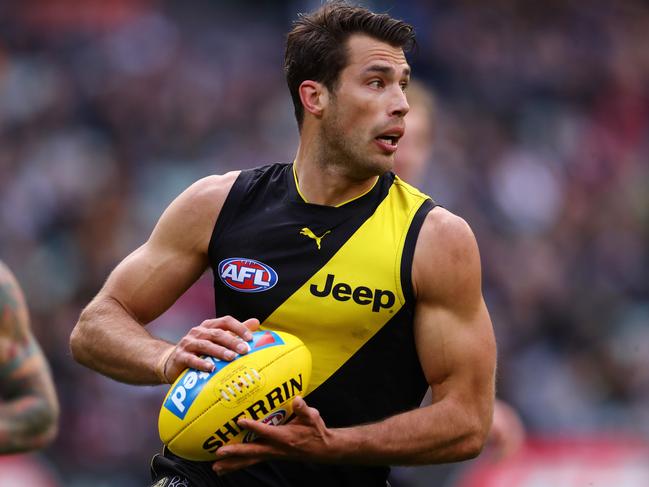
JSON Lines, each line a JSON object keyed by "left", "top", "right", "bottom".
{"left": 285, "top": 1, "right": 416, "bottom": 129}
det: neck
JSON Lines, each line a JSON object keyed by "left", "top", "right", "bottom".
{"left": 293, "top": 140, "right": 379, "bottom": 206}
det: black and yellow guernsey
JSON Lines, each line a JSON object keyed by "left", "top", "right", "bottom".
{"left": 205, "top": 162, "right": 436, "bottom": 487}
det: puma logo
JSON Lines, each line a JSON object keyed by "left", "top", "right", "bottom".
{"left": 300, "top": 227, "right": 331, "bottom": 250}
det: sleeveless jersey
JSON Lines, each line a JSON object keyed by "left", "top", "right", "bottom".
{"left": 206, "top": 162, "right": 436, "bottom": 486}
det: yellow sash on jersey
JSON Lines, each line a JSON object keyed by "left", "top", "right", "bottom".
{"left": 262, "top": 178, "right": 429, "bottom": 394}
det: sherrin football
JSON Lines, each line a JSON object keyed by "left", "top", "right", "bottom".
{"left": 158, "top": 330, "right": 311, "bottom": 461}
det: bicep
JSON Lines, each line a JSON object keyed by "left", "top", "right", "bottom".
{"left": 414, "top": 299, "right": 495, "bottom": 404}
{"left": 412, "top": 209, "right": 496, "bottom": 409}
{"left": 102, "top": 238, "right": 207, "bottom": 325}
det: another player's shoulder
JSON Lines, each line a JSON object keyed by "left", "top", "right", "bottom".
{"left": 0, "top": 261, "right": 22, "bottom": 304}
{"left": 0, "top": 261, "right": 27, "bottom": 333}
{"left": 0, "top": 260, "right": 12, "bottom": 284}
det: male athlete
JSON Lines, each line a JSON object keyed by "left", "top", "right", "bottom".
{"left": 70, "top": 2, "right": 496, "bottom": 486}
{"left": 0, "top": 261, "right": 59, "bottom": 454}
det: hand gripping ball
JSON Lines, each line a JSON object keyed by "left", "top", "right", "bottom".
{"left": 158, "top": 329, "right": 312, "bottom": 460}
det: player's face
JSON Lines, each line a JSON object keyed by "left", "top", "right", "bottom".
{"left": 320, "top": 34, "right": 410, "bottom": 178}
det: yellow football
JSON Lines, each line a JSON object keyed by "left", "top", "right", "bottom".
{"left": 158, "top": 329, "right": 311, "bottom": 461}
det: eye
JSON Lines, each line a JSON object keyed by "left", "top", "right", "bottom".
{"left": 369, "top": 79, "right": 384, "bottom": 89}
{"left": 400, "top": 81, "right": 409, "bottom": 92}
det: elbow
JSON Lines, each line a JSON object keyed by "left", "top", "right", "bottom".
{"left": 34, "top": 404, "right": 60, "bottom": 450}
{"left": 457, "top": 430, "right": 487, "bottom": 460}
{"left": 455, "top": 418, "right": 491, "bottom": 461}
{"left": 43, "top": 391, "right": 61, "bottom": 447}
{"left": 14, "top": 398, "right": 60, "bottom": 453}
{"left": 69, "top": 323, "right": 84, "bottom": 364}
{"left": 69, "top": 309, "right": 92, "bottom": 365}
{"left": 33, "top": 381, "right": 61, "bottom": 450}
{"left": 44, "top": 414, "right": 59, "bottom": 448}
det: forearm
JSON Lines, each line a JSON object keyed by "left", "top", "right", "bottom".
{"left": 0, "top": 342, "right": 59, "bottom": 453}
{"left": 332, "top": 396, "right": 490, "bottom": 465}
{"left": 213, "top": 393, "right": 492, "bottom": 475}
{"left": 0, "top": 395, "right": 58, "bottom": 453}
{"left": 70, "top": 295, "right": 173, "bottom": 385}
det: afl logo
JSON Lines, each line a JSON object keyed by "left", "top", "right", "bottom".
{"left": 218, "top": 258, "right": 278, "bottom": 293}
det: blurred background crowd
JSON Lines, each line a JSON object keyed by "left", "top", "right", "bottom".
{"left": 1, "top": 0, "right": 648, "bottom": 485}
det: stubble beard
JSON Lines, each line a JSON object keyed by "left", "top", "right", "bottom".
{"left": 318, "top": 106, "right": 393, "bottom": 180}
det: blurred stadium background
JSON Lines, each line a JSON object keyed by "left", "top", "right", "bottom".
{"left": 1, "top": 0, "right": 648, "bottom": 485}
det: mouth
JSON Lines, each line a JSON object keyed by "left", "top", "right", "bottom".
{"left": 374, "top": 129, "right": 403, "bottom": 153}
{"left": 376, "top": 135, "right": 399, "bottom": 147}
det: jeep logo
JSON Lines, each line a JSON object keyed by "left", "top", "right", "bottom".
{"left": 310, "top": 274, "right": 395, "bottom": 312}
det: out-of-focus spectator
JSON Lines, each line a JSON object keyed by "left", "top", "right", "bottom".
{"left": 1, "top": 1, "right": 648, "bottom": 485}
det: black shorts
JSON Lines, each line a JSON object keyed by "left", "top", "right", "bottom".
{"left": 149, "top": 447, "right": 292, "bottom": 487}
{"left": 149, "top": 446, "right": 392, "bottom": 487}
{"left": 150, "top": 447, "right": 219, "bottom": 487}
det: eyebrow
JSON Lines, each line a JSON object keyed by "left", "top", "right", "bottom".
{"left": 363, "top": 64, "right": 411, "bottom": 78}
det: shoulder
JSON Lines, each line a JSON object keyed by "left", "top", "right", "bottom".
{"left": 149, "top": 171, "right": 241, "bottom": 253}
{"left": 393, "top": 174, "right": 432, "bottom": 201}
{"left": 412, "top": 207, "right": 482, "bottom": 307}
{"left": 0, "top": 260, "right": 13, "bottom": 285}
{"left": 179, "top": 164, "right": 288, "bottom": 209}
{"left": 175, "top": 171, "right": 241, "bottom": 210}
{"left": 0, "top": 260, "right": 16, "bottom": 282}
{"left": 0, "top": 261, "right": 25, "bottom": 308}
{"left": 417, "top": 207, "right": 478, "bottom": 260}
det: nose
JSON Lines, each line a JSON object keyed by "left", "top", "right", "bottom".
{"left": 390, "top": 86, "right": 409, "bottom": 118}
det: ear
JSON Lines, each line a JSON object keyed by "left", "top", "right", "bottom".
{"left": 299, "top": 80, "right": 329, "bottom": 118}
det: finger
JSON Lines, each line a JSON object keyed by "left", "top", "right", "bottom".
{"left": 292, "top": 395, "right": 306, "bottom": 413}
{"left": 212, "top": 456, "right": 264, "bottom": 475}
{"left": 236, "top": 417, "right": 283, "bottom": 441}
{"left": 190, "top": 326, "right": 250, "bottom": 356}
{"left": 242, "top": 318, "right": 261, "bottom": 333}
{"left": 201, "top": 328, "right": 251, "bottom": 356}
{"left": 189, "top": 340, "right": 239, "bottom": 361}
{"left": 292, "top": 396, "right": 321, "bottom": 423}
{"left": 180, "top": 352, "right": 217, "bottom": 373}
{"left": 203, "top": 316, "right": 257, "bottom": 342}
{"left": 215, "top": 441, "right": 274, "bottom": 459}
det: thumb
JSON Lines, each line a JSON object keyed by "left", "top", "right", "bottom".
{"left": 292, "top": 395, "right": 307, "bottom": 414}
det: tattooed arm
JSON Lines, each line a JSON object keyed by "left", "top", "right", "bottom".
{"left": 0, "top": 261, "right": 59, "bottom": 453}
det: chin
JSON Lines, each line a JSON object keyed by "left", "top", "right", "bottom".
{"left": 353, "top": 159, "right": 391, "bottom": 179}
{"left": 374, "top": 155, "right": 395, "bottom": 175}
